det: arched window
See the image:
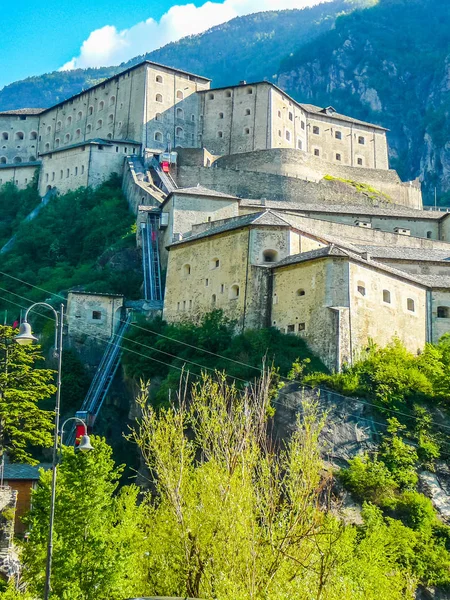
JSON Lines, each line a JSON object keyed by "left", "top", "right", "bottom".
{"left": 176, "top": 108, "right": 184, "bottom": 119}
{"left": 383, "top": 290, "right": 391, "bottom": 304}
{"left": 15, "top": 132, "right": 24, "bottom": 140}
{"left": 176, "top": 126, "right": 184, "bottom": 138}
{"left": 13, "top": 156, "right": 22, "bottom": 163}
{"left": 99, "top": 101, "right": 104, "bottom": 111}
{"left": 176, "top": 90, "right": 184, "bottom": 100}
{"left": 77, "top": 111, "right": 83, "bottom": 121}
{"left": 427, "top": 231, "right": 433, "bottom": 239}
{"left": 212, "top": 294, "right": 217, "bottom": 306}
{"left": 155, "top": 75, "right": 163, "bottom": 83}
{"left": 285, "top": 130, "right": 291, "bottom": 142}
{"left": 107, "top": 133, "right": 112, "bottom": 140}
{"left": 44, "top": 143, "right": 50, "bottom": 151}
{"left": 244, "top": 127, "right": 250, "bottom": 135}
{"left": 75, "top": 129, "right": 81, "bottom": 138}
{"left": 247, "top": 87, "right": 253, "bottom": 95}
{"left": 108, "top": 114, "right": 114, "bottom": 125}
{"left": 182, "top": 264, "right": 191, "bottom": 277}
{"left": 437, "top": 306, "right": 450, "bottom": 318}
{"left": 156, "top": 94, "right": 163, "bottom": 103}
{"left": 296, "top": 289, "right": 306, "bottom": 297}
{"left": 56, "top": 121, "right": 62, "bottom": 131}
{"left": 86, "top": 124, "right": 92, "bottom": 134}
{"left": 46, "top": 126, "right": 51, "bottom": 135}
{"left": 219, "top": 112, "right": 224, "bottom": 119}
{"left": 55, "top": 139, "right": 60, "bottom": 148}
{"left": 155, "top": 113, "right": 162, "bottom": 121}
{"left": 88, "top": 106, "right": 93, "bottom": 116}
{"left": 0, "top": 157, "right": 6, "bottom": 164}
{"left": 29, "top": 131, "right": 37, "bottom": 140}
{"left": 263, "top": 249, "right": 278, "bottom": 263}
{"left": 407, "top": 298, "right": 415, "bottom": 312}
{"left": 210, "top": 257, "right": 220, "bottom": 269}
{"left": 66, "top": 116, "right": 72, "bottom": 126}
{"left": 1, "top": 132, "right": 8, "bottom": 141}
{"left": 154, "top": 131, "right": 163, "bottom": 142}
{"left": 29, "top": 155, "right": 36, "bottom": 162}
{"left": 208, "top": 93, "right": 215, "bottom": 100}
{"left": 225, "top": 91, "right": 231, "bottom": 98}
{"left": 230, "top": 284, "right": 240, "bottom": 299}
{"left": 97, "top": 119, "right": 103, "bottom": 129}
{"left": 109, "top": 95, "right": 115, "bottom": 106}
{"left": 65, "top": 133, "right": 71, "bottom": 143}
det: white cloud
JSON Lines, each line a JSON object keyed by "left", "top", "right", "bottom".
{"left": 61, "top": 0, "right": 328, "bottom": 71}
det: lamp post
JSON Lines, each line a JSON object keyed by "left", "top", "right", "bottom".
{"left": 14, "top": 302, "right": 70, "bottom": 600}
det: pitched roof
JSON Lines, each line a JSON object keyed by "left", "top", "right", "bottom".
{"left": 199, "top": 82, "right": 387, "bottom": 131}
{"left": 354, "top": 245, "right": 450, "bottom": 262}
{"left": 239, "top": 199, "right": 444, "bottom": 220}
{"left": 39, "top": 138, "right": 141, "bottom": 156}
{"left": 3, "top": 463, "right": 51, "bottom": 480}
{"left": 299, "top": 103, "right": 388, "bottom": 131}
{"left": 168, "top": 210, "right": 292, "bottom": 247}
{"left": 0, "top": 108, "right": 45, "bottom": 116}
{"left": 40, "top": 60, "right": 210, "bottom": 115}
{"left": 273, "top": 244, "right": 439, "bottom": 288}
{"left": 165, "top": 185, "right": 238, "bottom": 203}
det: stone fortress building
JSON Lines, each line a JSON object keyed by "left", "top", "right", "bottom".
{"left": 3, "top": 59, "right": 450, "bottom": 370}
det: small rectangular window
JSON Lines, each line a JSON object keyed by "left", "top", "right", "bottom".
{"left": 313, "top": 126, "right": 320, "bottom": 135}
{"left": 336, "top": 153, "right": 341, "bottom": 161}
{"left": 335, "top": 131, "right": 342, "bottom": 140}
{"left": 289, "top": 112, "right": 293, "bottom": 122}
{"left": 287, "top": 324, "right": 295, "bottom": 333}
{"left": 92, "top": 311, "right": 102, "bottom": 320}
{"left": 301, "top": 121, "right": 305, "bottom": 130}
{"left": 298, "top": 323, "right": 306, "bottom": 332}
{"left": 314, "top": 148, "right": 320, "bottom": 156}
{"left": 357, "top": 157, "right": 363, "bottom": 166}
{"left": 358, "top": 136, "right": 365, "bottom": 145}
{"left": 205, "top": 279, "right": 209, "bottom": 287}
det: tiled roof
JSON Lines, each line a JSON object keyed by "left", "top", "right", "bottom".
{"left": 199, "top": 83, "right": 386, "bottom": 131}
{"left": 40, "top": 60, "right": 210, "bottom": 115}
{"left": 3, "top": 463, "right": 51, "bottom": 480}
{"left": 0, "top": 161, "right": 41, "bottom": 169}
{"left": 300, "top": 103, "right": 388, "bottom": 131}
{"left": 273, "top": 244, "right": 438, "bottom": 288}
{"left": 415, "top": 274, "right": 450, "bottom": 288}
{"left": 39, "top": 138, "right": 141, "bottom": 156}
{"left": 0, "top": 108, "right": 45, "bottom": 116}
{"left": 354, "top": 245, "right": 450, "bottom": 262}
{"left": 168, "top": 210, "right": 293, "bottom": 247}
{"left": 168, "top": 186, "right": 238, "bottom": 200}
{"left": 239, "top": 199, "right": 444, "bottom": 220}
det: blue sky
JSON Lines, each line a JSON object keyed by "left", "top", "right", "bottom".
{"left": 1, "top": 0, "right": 321, "bottom": 89}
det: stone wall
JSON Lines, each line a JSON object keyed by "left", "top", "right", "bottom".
{"left": 67, "top": 292, "right": 124, "bottom": 342}
{"left": 211, "top": 148, "right": 421, "bottom": 208}
{"left": 0, "top": 114, "right": 40, "bottom": 165}
{"left": 0, "top": 164, "right": 38, "bottom": 190}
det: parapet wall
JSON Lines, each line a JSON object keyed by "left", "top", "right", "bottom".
{"left": 176, "top": 165, "right": 399, "bottom": 209}
{"left": 177, "top": 148, "right": 422, "bottom": 210}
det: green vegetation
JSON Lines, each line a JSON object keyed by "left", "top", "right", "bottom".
{"left": 23, "top": 437, "right": 145, "bottom": 600}
{"left": 323, "top": 174, "right": 392, "bottom": 202}
{"left": 0, "top": 176, "right": 40, "bottom": 248}
{"left": 0, "top": 325, "right": 55, "bottom": 463}
{"left": 0, "top": 175, "right": 140, "bottom": 319}
{"left": 122, "top": 311, "right": 327, "bottom": 406}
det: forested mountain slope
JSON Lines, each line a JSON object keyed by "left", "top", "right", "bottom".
{"left": 3, "top": 0, "right": 450, "bottom": 202}
{"left": 0, "top": 1, "right": 362, "bottom": 111}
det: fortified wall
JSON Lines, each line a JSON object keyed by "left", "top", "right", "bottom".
{"left": 175, "top": 148, "right": 422, "bottom": 210}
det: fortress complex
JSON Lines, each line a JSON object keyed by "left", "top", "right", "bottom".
{"left": 3, "top": 59, "right": 450, "bottom": 370}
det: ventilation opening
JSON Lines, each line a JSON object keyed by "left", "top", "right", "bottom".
{"left": 263, "top": 249, "right": 278, "bottom": 263}
{"left": 437, "top": 306, "right": 450, "bottom": 318}
{"left": 92, "top": 311, "right": 102, "bottom": 320}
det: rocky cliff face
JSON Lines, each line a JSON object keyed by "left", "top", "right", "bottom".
{"left": 276, "top": 0, "right": 450, "bottom": 205}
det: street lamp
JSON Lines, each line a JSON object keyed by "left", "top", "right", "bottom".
{"left": 14, "top": 302, "right": 64, "bottom": 600}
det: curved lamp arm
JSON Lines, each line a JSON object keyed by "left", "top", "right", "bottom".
{"left": 22, "top": 302, "right": 60, "bottom": 352}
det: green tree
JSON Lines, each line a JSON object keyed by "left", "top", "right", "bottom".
{"left": 131, "top": 372, "right": 416, "bottom": 599}
{"left": 22, "top": 437, "right": 145, "bottom": 600}
{"left": 0, "top": 325, "right": 55, "bottom": 463}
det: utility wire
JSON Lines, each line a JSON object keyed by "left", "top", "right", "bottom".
{"left": 2, "top": 284, "right": 450, "bottom": 445}
{"left": 1, "top": 275, "right": 450, "bottom": 435}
